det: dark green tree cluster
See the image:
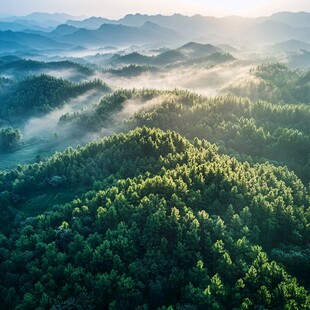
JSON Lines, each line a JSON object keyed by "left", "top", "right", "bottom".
{"left": 0, "top": 127, "right": 22, "bottom": 151}
{"left": 107, "top": 65, "right": 158, "bottom": 77}
{"left": 122, "top": 91, "right": 310, "bottom": 182}
{"left": 112, "top": 46, "right": 233, "bottom": 68}
{"left": 0, "top": 58, "right": 94, "bottom": 78}
{"left": 0, "top": 75, "right": 110, "bottom": 122}
{"left": 225, "top": 63, "right": 310, "bottom": 104}
{"left": 59, "top": 89, "right": 162, "bottom": 132}
{"left": 0, "top": 128, "right": 309, "bottom": 309}
{"left": 0, "top": 76, "right": 14, "bottom": 90}
{"left": 177, "top": 52, "right": 234, "bottom": 67}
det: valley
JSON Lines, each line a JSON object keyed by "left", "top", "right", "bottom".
{"left": 0, "top": 8, "right": 309, "bottom": 310}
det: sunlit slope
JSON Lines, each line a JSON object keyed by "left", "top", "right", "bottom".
{"left": 0, "top": 127, "right": 309, "bottom": 309}
{"left": 67, "top": 89, "right": 309, "bottom": 182}
{"left": 225, "top": 63, "right": 310, "bottom": 104}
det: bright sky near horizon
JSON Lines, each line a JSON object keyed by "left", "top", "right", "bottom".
{"left": 1, "top": 0, "right": 310, "bottom": 18}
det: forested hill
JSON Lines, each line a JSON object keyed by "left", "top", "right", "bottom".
{"left": 0, "top": 58, "right": 94, "bottom": 79}
{"left": 59, "top": 89, "right": 310, "bottom": 182}
{"left": 125, "top": 92, "right": 310, "bottom": 182}
{"left": 0, "top": 127, "right": 309, "bottom": 309}
{"left": 225, "top": 63, "right": 310, "bottom": 104}
{"left": 0, "top": 74, "right": 110, "bottom": 124}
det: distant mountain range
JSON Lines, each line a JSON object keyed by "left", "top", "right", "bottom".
{"left": 1, "top": 11, "right": 310, "bottom": 52}
{"left": 0, "top": 30, "right": 71, "bottom": 52}
{"left": 1, "top": 12, "right": 83, "bottom": 29}
{"left": 286, "top": 49, "right": 310, "bottom": 68}
{"left": 267, "top": 11, "right": 310, "bottom": 28}
{"left": 59, "top": 22, "right": 184, "bottom": 46}
{"left": 66, "top": 16, "right": 116, "bottom": 29}
{"left": 110, "top": 42, "right": 233, "bottom": 67}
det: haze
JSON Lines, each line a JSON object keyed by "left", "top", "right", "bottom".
{"left": 2, "top": 0, "right": 310, "bottom": 18}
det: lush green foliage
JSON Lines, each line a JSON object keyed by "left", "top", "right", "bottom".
{"left": 123, "top": 91, "right": 310, "bottom": 182}
{"left": 0, "top": 128, "right": 309, "bottom": 309}
{"left": 0, "top": 55, "right": 309, "bottom": 309}
{"left": 0, "top": 127, "right": 22, "bottom": 151}
{"left": 0, "top": 75, "right": 110, "bottom": 122}
{"left": 57, "top": 88, "right": 310, "bottom": 181}
{"left": 226, "top": 63, "right": 310, "bottom": 104}
{"left": 0, "top": 58, "right": 94, "bottom": 76}
{"left": 59, "top": 89, "right": 162, "bottom": 132}
{"left": 107, "top": 65, "right": 158, "bottom": 77}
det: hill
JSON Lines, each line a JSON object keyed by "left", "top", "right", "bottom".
{"left": 56, "top": 87, "right": 310, "bottom": 182}
{"left": 225, "top": 63, "right": 310, "bottom": 104}
{"left": 111, "top": 42, "right": 231, "bottom": 67}
{"left": 0, "top": 30, "right": 72, "bottom": 50}
{"left": 66, "top": 16, "right": 116, "bottom": 29}
{"left": 288, "top": 49, "right": 310, "bottom": 68}
{"left": 0, "top": 75, "right": 110, "bottom": 122}
{"left": 117, "top": 13, "right": 310, "bottom": 46}
{"left": 0, "top": 58, "right": 94, "bottom": 80}
{"left": 49, "top": 24, "right": 79, "bottom": 37}
{"left": 269, "top": 39, "right": 310, "bottom": 53}
{"left": 0, "top": 39, "right": 29, "bottom": 52}
{"left": 60, "top": 22, "right": 183, "bottom": 47}
{"left": 0, "top": 127, "right": 309, "bottom": 309}
{"left": 1, "top": 12, "right": 80, "bottom": 29}
{"left": 178, "top": 42, "right": 222, "bottom": 58}
{"left": 269, "top": 11, "right": 310, "bottom": 28}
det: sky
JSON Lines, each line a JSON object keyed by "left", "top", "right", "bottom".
{"left": 1, "top": 0, "right": 310, "bottom": 18}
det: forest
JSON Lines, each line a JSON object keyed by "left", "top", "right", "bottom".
{"left": 57, "top": 87, "right": 310, "bottom": 182}
{"left": 0, "top": 127, "right": 309, "bottom": 309}
{"left": 0, "top": 9, "right": 310, "bottom": 310}
{"left": 0, "top": 75, "right": 110, "bottom": 125}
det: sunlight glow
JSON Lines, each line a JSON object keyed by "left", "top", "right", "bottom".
{"left": 2, "top": 0, "right": 310, "bottom": 17}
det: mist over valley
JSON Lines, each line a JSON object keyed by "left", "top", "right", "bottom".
{"left": 0, "top": 6, "right": 310, "bottom": 310}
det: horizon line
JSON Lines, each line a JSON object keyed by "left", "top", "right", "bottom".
{"left": 1, "top": 10, "right": 310, "bottom": 20}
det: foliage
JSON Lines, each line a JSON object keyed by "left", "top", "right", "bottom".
{"left": 0, "top": 55, "right": 310, "bottom": 309}
{"left": 122, "top": 91, "right": 310, "bottom": 182}
{"left": 0, "top": 127, "right": 22, "bottom": 151}
{"left": 107, "top": 65, "right": 158, "bottom": 77}
{"left": 0, "top": 58, "right": 94, "bottom": 77}
{"left": 225, "top": 63, "right": 310, "bottom": 104}
{"left": 0, "top": 75, "right": 110, "bottom": 122}
{"left": 59, "top": 89, "right": 162, "bottom": 132}
{"left": 112, "top": 47, "right": 233, "bottom": 68}
{"left": 0, "top": 128, "right": 309, "bottom": 309}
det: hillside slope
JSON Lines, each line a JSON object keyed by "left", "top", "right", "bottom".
{"left": 0, "top": 127, "right": 309, "bottom": 309}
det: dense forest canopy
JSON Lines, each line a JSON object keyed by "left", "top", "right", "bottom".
{"left": 110, "top": 43, "right": 234, "bottom": 69}
{"left": 0, "top": 74, "right": 110, "bottom": 124}
{"left": 57, "top": 89, "right": 310, "bottom": 183}
{"left": 0, "top": 127, "right": 22, "bottom": 151}
{"left": 0, "top": 11, "right": 310, "bottom": 307}
{"left": 125, "top": 92, "right": 310, "bottom": 182}
{"left": 0, "top": 128, "right": 309, "bottom": 309}
{"left": 225, "top": 63, "right": 310, "bottom": 104}
{"left": 0, "top": 58, "right": 94, "bottom": 77}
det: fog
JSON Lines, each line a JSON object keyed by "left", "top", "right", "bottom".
{"left": 20, "top": 54, "right": 262, "bottom": 146}
{"left": 43, "top": 68, "right": 91, "bottom": 82}
{"left": 115, "top": 94, "right": 177, "bottom": 122}
{"left": 23, "top": 89, "right": 103, "bottom": 138}
{"left": 97, "top": 60, "right": 255, "bottom": 97}
{"left": 0, "top": 42, "right": 283, "bottom": 171}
